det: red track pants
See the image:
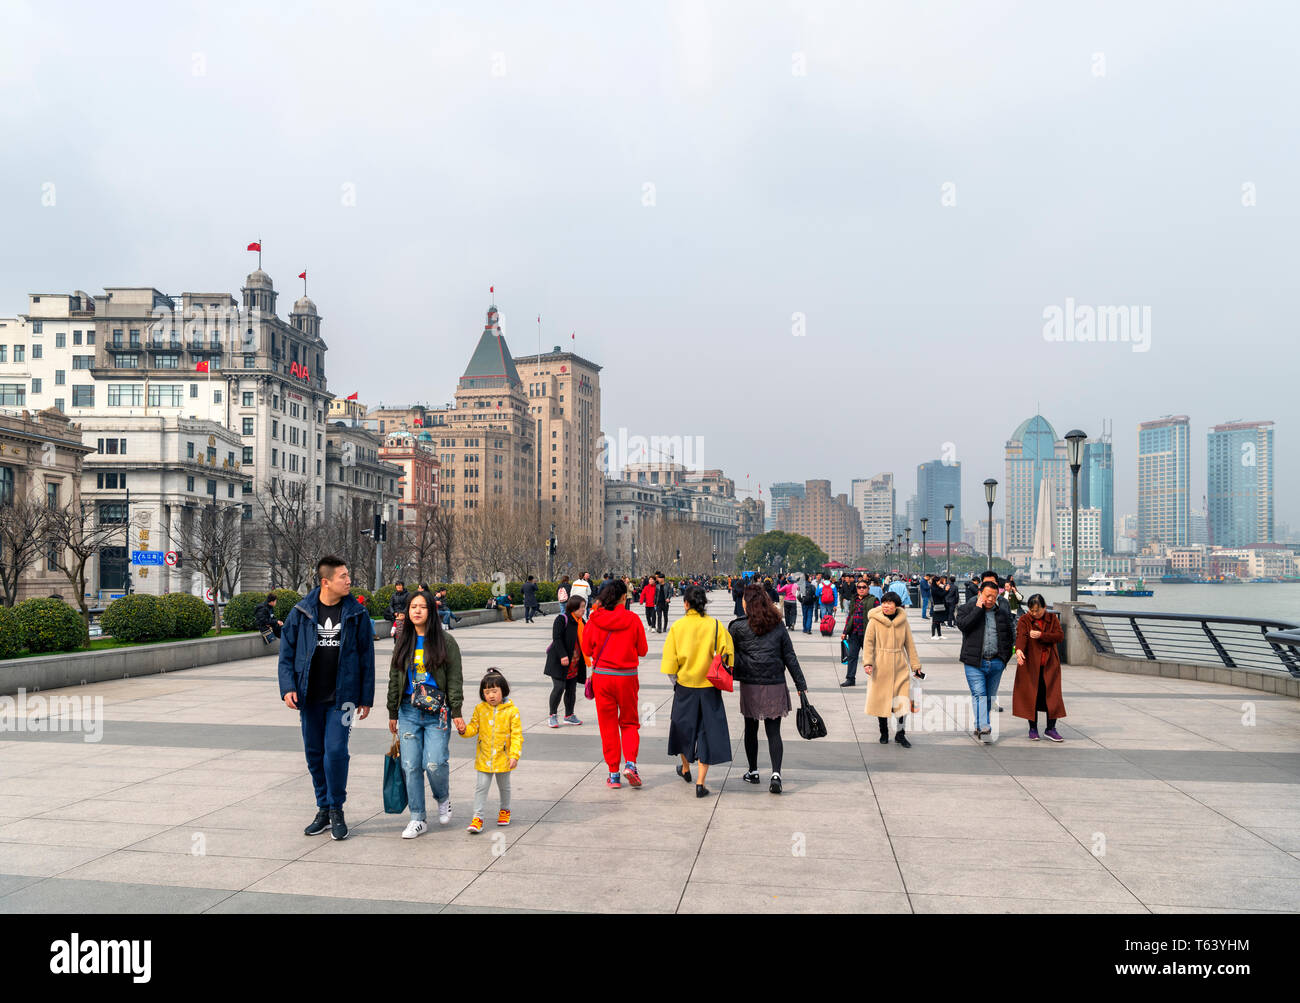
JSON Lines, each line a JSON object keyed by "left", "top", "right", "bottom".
{"left": 593, "top": 673, "right": 640, "bottom": 771}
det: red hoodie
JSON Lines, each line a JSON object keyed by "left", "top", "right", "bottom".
{"left": 639, "top": 582, "right": 656, "bottom": 606}
{"left": 582, "top": 603, "right": 649, "bottom": 670}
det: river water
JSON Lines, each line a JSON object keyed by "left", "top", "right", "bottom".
{"left": 1028, "top": 582, "right": 1300, "bottom": 624}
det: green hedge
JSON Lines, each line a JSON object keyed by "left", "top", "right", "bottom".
{"left": 224, "top": 592, "right": 263, "bottom": 632}
{"left": 159, "top": 593, "right": 213, "bottom": 638}
{"left": 15, "top": 597, "right": 88, "bottom": 652}
{"left": 101, "top": 594, "right": 175, "bottom": 643}
{"left": 0, "top": 605, "right": 19, "bottom": 659}
{"left": 371, "top": 585, "right": 397, "bottom": 616}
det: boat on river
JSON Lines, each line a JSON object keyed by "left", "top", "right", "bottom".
{"left": 1078, "top": 573, "right": 1154, "bottom": 597}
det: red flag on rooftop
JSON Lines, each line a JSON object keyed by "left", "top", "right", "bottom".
{"left": 345, "top": 392, "right": 358, "bottom": 401}
{"left": 490, "top": 285, "right": 494, "bottom": 295}
{"left": 246, "top": 242, "right": 261, "bottom": 252}
{"left": 195, "top": 361, "right": 209, "bottom": 373}
{"left": 298, "top": 270, "right": 306, "bottom": 279}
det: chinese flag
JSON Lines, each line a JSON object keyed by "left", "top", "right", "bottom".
{"left": 571, "top": 331, "right": 575, "bottom": 340}
{"left": 298, "top": 270, "right": 307, "bottom": 279}
{"left": 414, "top": 418, "right": 423, "bottom": 427}
{"left": 345, "top": 392, "right": 359, "bottom": 401}
{"left": 246, "top": 242, "right": 261, "bottom": 252}
{"left": 490, "top": 285, "right": 494, "bottom": 294}
{"left": 195, "top": 361, "right": 209, "bottom": 373}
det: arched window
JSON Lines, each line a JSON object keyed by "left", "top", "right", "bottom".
{"left": 0, "top": 466, "right": 13, "bottom": 505}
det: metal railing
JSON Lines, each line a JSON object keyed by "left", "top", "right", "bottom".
{"left": 1075, "top": 609, "right": 1300, "bottom": 677}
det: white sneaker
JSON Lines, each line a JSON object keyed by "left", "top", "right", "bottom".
{"left": 402, "top": 820, "right": 428, "bottom": 839}
{"left": 437, "top": 800, "right": 452, "bottom": 825}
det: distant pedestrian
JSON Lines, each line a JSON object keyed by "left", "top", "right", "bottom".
{"left": 522, "top": 575, "right": 540, "bottom": 623}
{"left": 640, "top": 576, "right": 657, "bottom": 630}
{"left": 662, "top": 585, "right": 735, "bottom": 798}
{"left": 557, "top": 576, "right": 571, "bottom": 603}
{"left": 729, "top": 584, "right": 806, "bottom": 794}
{"left": 929, "top": 575, "right": 948, "bottom": 637}
{"left": 839, "top": 579, "right": 877, "bottom": 687}
{"left": 919, "top": 575, "right": 932, "bottom": 618}
{"left": 255, "top": 592, "right": 283, "bottom": 640}
{"left": 798, "top": 575, "right": 818, "bottom": 633}
{"left": 278, "top": 556, "right": 376, "bottom": 841}
{"left": 544, "top": 595, "right": 588, "bottom": 728}
{"left": 777, "top": 577, "right": 798, "bottom": 629}
{"left": 654, "top": 572, "right": 672, "bottom": 633}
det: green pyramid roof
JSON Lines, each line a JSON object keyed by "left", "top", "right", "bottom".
{"left": 459, "top": 305, "right": 522, "bottom": 389}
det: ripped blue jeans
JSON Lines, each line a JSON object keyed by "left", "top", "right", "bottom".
{"left": 397, "top": 699, "right": 451, "bottom": 821}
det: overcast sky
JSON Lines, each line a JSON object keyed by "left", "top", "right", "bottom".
{"left": 2, "top": 1, "right": 1296, "bottom": 530}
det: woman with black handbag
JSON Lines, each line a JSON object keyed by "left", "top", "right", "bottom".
{"left": 544, "top": 595, "right": 588, "bottom": 728}
{"left": 728, "top": 584, "right": 807, "bottom": 794}
{"left": 386, "top": 592, "right": 465, "bottom": 839}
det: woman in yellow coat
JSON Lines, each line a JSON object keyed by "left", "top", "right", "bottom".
{"left": 661, "top": 585, "right": 735, "bottom": 798}
{"left": 862, "top": 592, "right": 922, "bottom": 748}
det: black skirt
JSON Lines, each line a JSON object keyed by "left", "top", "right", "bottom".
{"left": 667, "top": 684, "right": 732, "bottom": 765}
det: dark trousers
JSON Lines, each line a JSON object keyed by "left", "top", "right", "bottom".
{"left": 930, "top": 611, "right": 945, "bottom": 637}
{"left": 524, "top": 602, "right": 539, "bottom": 623}
{"left": 656, "top": 606, "right": 669, "bottom": 631}
{"left": 549, "top": 677, "right": 578, "bottom": 717}
{"left": 743, "top": 716, "right": 784, "bottom": 773}
{"left": 299, "top": 702, "right": 352, "bottom": 809}
{"left": 644, "top": 605, "right": 656, "bottom": 630}
{"left": 1029, "top": 671, "right": 1057, "bottom": 730}
{"left": 801, "top": 603, "right": 816, "bottom": 632}
{"left": 783, "top": 602, "right": 797, "bottom": 629}
{"left": 843, "top": 634, "right": 863, "bottom": 682}
{"left": 879, "top": 715, "right": 907, "bottom": 735}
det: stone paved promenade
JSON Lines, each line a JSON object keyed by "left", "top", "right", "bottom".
{"left": 1, "top": 599, "right": 1298, "bottom": 913}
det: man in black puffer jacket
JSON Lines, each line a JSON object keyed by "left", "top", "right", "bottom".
{"left": 728, "top": 593, "right": 808, "bottom": 794}
{"left": 956, "top": 580, "right": 1015, "bottom": 742}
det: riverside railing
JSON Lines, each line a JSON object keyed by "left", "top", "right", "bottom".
{"left": 1074, "top": 609, "right": 1300, "bottom": 678}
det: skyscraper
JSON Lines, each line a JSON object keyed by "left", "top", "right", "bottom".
{"left": 916, "top": 460, "right": 962, "bottom": 542}
{"left": 851, "top": 473, "right": 895, "bottom": 550}
{"left": 1004, "top": 415, "right": 1069, "bottom": 569}
{"left": 1081, "top": 431, "right": 1114, "bottom": 554}
{"left": 1137, "top": 415, "right": 1190, "bottom": 549}
{"left": 767, "top": 481, "right": 805, "bottom": 531}
{"left": 775, "top": 479, "right": 862, "bottom": 564}
{"left": 1207, "top": 420, "right": 1274, "bottom": 547}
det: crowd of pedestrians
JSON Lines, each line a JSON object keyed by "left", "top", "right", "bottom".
{"left": 276, "top": 559, "right": 1069, "bottom": 841}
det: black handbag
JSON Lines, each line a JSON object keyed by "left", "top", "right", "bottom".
{"left": 796, "top": 692, "right": 827, "bottom": 740}
{"left": 409, "top": 662, "right": 447, "bottom": 714}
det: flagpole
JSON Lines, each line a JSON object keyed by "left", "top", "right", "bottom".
{"left": 258, "top": 237, "right": 262, "bottom": 271}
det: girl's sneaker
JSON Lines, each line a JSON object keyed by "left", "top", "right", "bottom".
{"left": 622, "top": 763, "right": 642, "bottom": 788}
{"left": 1027, "top": 727, "right": 1040, "bottom": 741}
{"left": 497, "top": 809, "right": 511, "bottom": 826}
{"left": 547, "top": 715, "right": 559, "bottom": 728}
{"left": 466, "top": 816, "right": 483, "bottom": 834}
{"left": 563, "top": 714, "right": 583, "bottom": 726}
{"left": 437, "top": 800, "right": 452, "bottom": 825}
{"left": 742, "top": 770, "right": 761, "bottom": 784}
{"left": 1044, "top": 728, "right": 1064, "bottom": 743}
{"left": 401, "top": 820, "right": 427, "bottom": 839}
{"left": 606, "top": 772, "right": 622, "bottom": 788}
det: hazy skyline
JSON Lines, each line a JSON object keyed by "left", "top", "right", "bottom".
{"left": 2, "top": 1, "right": 1296, "bottom": 530}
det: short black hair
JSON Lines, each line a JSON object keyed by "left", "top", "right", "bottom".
{"left": 480, "top": 668, "right": 510, "bottom": 701}
{"left": 979, "top": 580, "right": 1000, "bottom": 593}
{"left": 394, "top": 582, "right": 405, "bottom": 589}
{"left": 981, "top": 569, "right": 998, "bottom": 581}
{"left": 265, "top": 593, "right": 277, "bottom": 604}
{"left": 526, "top": 575, "right": 535, "bottom": 582}
{"left": 317, "top": 555, "right": 347, "bottom": 582}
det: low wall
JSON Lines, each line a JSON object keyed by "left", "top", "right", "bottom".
{"left": 1056, "top": 603, "right": 1300, "bottom": 698}
{"left": 2, "top": 601, "right": 571, "bottom": 696}
{"left": 0, "top": 631, "right": 273, "bottom": 696}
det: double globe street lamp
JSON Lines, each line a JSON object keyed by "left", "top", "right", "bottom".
{"left": 983, "top": 479, "right": 998, "bottom": 572}
{"left": 1065, "top": 429, "right": 1088, "bottom": 602}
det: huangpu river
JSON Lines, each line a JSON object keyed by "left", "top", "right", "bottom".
{"left": 1030, "top": 582, "right": 1300, "bottom": 624}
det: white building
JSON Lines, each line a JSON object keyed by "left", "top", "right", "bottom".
{"left": 605, "top": 478, "right": 667, "bottom": 567}
{"left": 1055, "top": 506, "right": 1102, "bottom": 577}
{"left": 851, "top": 473, "right": 895, "bottom": 550}
{"left": 324, "top": 422, "right": 403, "bottom": 525}
{"left": 79, "top": 416, "right": 250, "bottom": 599}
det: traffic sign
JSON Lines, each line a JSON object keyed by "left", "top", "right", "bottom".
{"left": 204, "top": 587, "right": 216, "bottom": 602}
{"left": 131, "top": 551, "right": 165, "bottom": 566}
{"left": 164, "top": 550, "right": 181, "bottom": 567}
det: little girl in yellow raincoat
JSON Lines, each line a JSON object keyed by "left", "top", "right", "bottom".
{"left": 457, "top": 668, "right": 522, "bottom": 833}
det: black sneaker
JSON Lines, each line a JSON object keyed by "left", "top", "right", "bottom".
{"left": 329, "top": 807, "right": 348, "bottom": 841}
{"left": 879, "top": 732, "right": 890, "bottom": 744}
{"left": 839, "top": 679, "right": 855, "bottom": 687}
{"left": 742, "top": 770, "right": 761, "bottom": 784}
{"left": 304, "top": 808, "right": 330, "bottom": 836}
{"left": 895, "top": 731, "right": 912, "bottom": 749}
{"left": 769, "top": 773, "right": 782, "bottom": 795}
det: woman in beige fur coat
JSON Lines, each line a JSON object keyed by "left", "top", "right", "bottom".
{"left": 862, "top": 591, "right": 923, "bottom": 748}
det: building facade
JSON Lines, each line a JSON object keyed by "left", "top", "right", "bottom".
{"left": 767, "top": 481, "right": 805, "bottom": 532}
{"left": 1207, "top": 420, "right": 1273, "bottom": 547}
{"left": 1005, "top": 415, "right": 1069, "bottom": 570}
{"left": 776, "top": 479, "right": 863, "bottom": 564}
{"left": 1138, "top": 415, "right": 1191, "bottom": 549}
{"left": 851, "top": 473, "right": 895, "bottom": 551}
{"left": 916, "top": 461, "right": 961, "bottom": 544}
{"left": 1081, "top": 434, "right": 1115, "bottom": 554}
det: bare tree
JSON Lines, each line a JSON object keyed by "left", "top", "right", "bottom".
{"left": 170, "top": 502, "right": 244, "bottom": 632}
{"left": 0, "top": 496, "right": 49, "bottom": 607}
{"left": 319, "top": 497, "right": 376, "bottom": 590}
{"left": 429, "top": 504, "right": 457, "bottom": 582}
{"left": 392, "top": 507, "right": 442, "bottom": 585}
{"left": 254, "top": 479, "right": 327, "bottom": 591}
{"left": 44, "top": 500, "right": 123, "bottom": 636}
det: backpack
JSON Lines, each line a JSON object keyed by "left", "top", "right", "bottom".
{"left": 820, "top": 583, "right": 834, "bottom": 604}
{"left": 801, "top": 582, "right": 815, "bottom": 604}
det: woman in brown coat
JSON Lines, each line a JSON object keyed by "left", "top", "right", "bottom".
{"left": 1013, "top": 594, "right": 1066, "bottom": 742}
{"left": 862, "top": 592, "right": 922, "bottom": 748}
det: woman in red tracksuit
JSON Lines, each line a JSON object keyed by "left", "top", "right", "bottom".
{"left": 582, "top": 579, "right": 650, "bottom": 789}
{"left": 639, "top": 577, "right": 657, "bottom": 631}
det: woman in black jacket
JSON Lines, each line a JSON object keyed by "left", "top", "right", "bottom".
{"left": 544, "top": 595, "right": 588, "bottom": 728}
{"left": 728, "top": 584, "right": 808, "bottom": 794}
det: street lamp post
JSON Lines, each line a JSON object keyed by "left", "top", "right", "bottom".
{"left": 983, "top": 479, "right": 998, "bottom": 573}
{"left": 1066, "top": 429, "right": 1088, "bottom": 602}
{"left": 905, "top": 527, "right": 912, "bottom": 578}
{"left": 895, "top": 534, "right": 902, "bottom": 574}
{"left": 631, "top": 538, "right": 637, "bottom": 579}
{"left": 944, "top": 504, "right": 953, "bottom": 576}
{"left": 547, "top": 522, "right": 556, "bottom": 581}
{"left": 919, "top": 517, "right": 928, "bottom": 577}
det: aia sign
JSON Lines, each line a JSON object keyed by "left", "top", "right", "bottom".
{"left": 289, "top": 361, "right": 311, "bottom": 380}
